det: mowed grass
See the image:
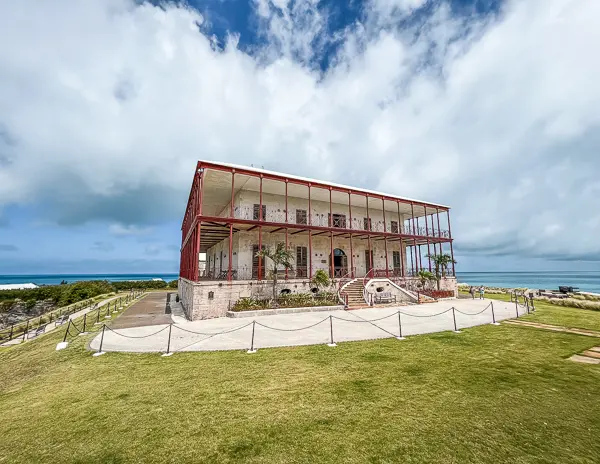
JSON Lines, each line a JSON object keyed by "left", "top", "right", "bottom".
{"left": 479, "top": 292, "right": 600, "bottom": 332}
{"left": 1, "top": 303, "right": 600, "bottom": 463}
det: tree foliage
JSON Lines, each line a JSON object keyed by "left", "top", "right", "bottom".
{"left": 256, "top": 242, "right": 295, "bottom": 301}
{"left": 425, "top": 253, "right": 457, "bottom": 290}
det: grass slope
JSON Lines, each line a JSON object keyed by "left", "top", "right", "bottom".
{"left": 481, "top": 292, "right": 600, "bottom": 332}
{"left": 1, "top": 303, "right": 599, "bottom": 463}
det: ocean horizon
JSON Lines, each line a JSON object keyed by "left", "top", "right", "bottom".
{"left": 1, "top": 271, "right": 599, "bottom": 293}
{"left": 0, "top": 273, "right": 179, "bottom": 286}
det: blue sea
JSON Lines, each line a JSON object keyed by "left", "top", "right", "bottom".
{"left": 456, "top": 271, "right": 600, "bottom": 294}
{"left": 0, "top": 274, "right": 179, "bottom": 286}
{"left": 1, "top": 271, "right": 599, "bottom": 293}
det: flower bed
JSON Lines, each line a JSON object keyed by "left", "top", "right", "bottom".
{"left": 420, "top": 290, "right": 455, "bottom": 299}
{"left": 232, "top": 292, "right": 338, "bottom": 312}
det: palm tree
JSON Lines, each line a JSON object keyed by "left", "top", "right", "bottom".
{"left": 426, "top": 253, "right": 457, "bottom": 290}
{"left": 416, "top": 270, "right": 436, "bottom": 290}
{"left": 255, "top": 242, "right": 295, "bottom": 302}
{"left": 311, "top": 269, "right": 330, "bottom": 293}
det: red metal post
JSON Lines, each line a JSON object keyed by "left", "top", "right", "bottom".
{"left": 285, "top": 180, "right": 288, "bottom": 224}
{"left": 447, "top": 210, "right": 456, "bottom": 276}
{"left": 366, "top": 194, "right": 372, "bottom": 273}
{"left": 397, "top": 200, "right": 405, "bottom": 278}
{"left": 382, "top": 198, "right": 388, "bottom": 277}
{"left": 410, "top": 202, "right": 418, "bottom": 273}
{"left": 259, "top": 175, "right": 263, "bottom": 221}
{"left": 424, "top": 205, "right": 432, "bottom": 272}
{"left": 349, "top": 234, "right": 354, "bottom": 278}
{"left": 431, "top": 213, "right": 438, "bottom": 256}
{"left": 308, "top": 183, "right": 312, "bottom": 279}
{"left": 285, "top": 179, "right": 288, "bottom": 280}
{"left": 329, "top": 187, "right": 333, "bottom": 227}
{"left": 308, "top": 230, "right": 313, "bottom": 279}
{"left": 258, "top": 175, "right": 263, "bottom": 280}
{"left": 194, "top": 169, "right": 204, "bottom": 281}
{"left": 382, "top": 198, "right": 387, "bottom": 233}
{"left": 330, "top": 231, "right": 334, "bottom": 278}
{"left": 399, "top": 236, "right": 405, "bottom": 278}
{"left": 384, "top": 237, "right": 389, "bottom": 278}
{"left": 329, "top": 187, "right": 334, "bottom": 278}
{"left": 436, "top": 207, "right": 443, "bottom": 257}
{"left": 308, "top": 183, "right": 311, "bottom": 226}
{"left": 227, "top": 223, "right": 233, "bottom": 281}
{"left": 348, "top": 191, "right": 353, "bottom": 231}
{"left": 230, "top": 171, "right": 235, "bottom": 218}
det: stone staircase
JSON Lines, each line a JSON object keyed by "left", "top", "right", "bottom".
{"left": 340, "top": 279, "right": 369, "bottom": 309}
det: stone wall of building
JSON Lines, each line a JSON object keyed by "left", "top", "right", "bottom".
{"left": 179, "top": 277, "right": 338, "bottom": 320}
{"left": 179, "top": 276, "right": 458, "bottom": 320}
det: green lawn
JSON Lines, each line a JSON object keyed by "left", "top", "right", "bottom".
{"left": 1, "top": 303, "right": 600, "bottom": 463}
{"left": 479, "top": 292, "right": 600, "bottom": 332}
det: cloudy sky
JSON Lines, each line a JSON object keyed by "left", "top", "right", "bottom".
{"left": 0, "top": 0, "right": 599, "bottom": 275}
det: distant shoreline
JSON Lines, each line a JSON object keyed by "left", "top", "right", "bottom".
{"left": 1, "top": 271, "right": 599, "bottom": 294}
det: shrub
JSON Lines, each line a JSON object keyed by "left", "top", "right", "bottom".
{"left": 539, "top": 297, "right": 600, "bottom": 311}
{"left": 232, "top": 292, "right": 339, "bottom": 311}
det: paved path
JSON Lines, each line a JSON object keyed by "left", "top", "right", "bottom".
{"left": 110, "top": 292, "right": 172, "bottom": 329}
{"left": 90, "top": 298, "right": 523, "bottom": 353}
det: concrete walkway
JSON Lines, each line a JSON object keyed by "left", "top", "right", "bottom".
{"left": 90, "top": 298, "right": 521, "bottom": 353}
{"left": 110, "top": 292, "right": 172, "bottom": 329}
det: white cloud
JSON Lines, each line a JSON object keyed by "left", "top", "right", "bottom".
{"left": 109, "top": 223, "right": 153, "bottom": 236}
{"left": 0, "top": 0, "right": 599, "bottom": 262}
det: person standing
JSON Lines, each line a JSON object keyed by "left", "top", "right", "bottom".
{"left": 479, "top": 286, "right": 485, "bottom": 299}
{"left": 469, "top": 286, "right": 475, "bottom": 299}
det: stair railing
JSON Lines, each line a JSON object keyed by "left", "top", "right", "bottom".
{"left": 362, "top": 268, "right": 375, "bottom": 306}
{"left": 337, "top": 270, "right": 355, "bottom": 306}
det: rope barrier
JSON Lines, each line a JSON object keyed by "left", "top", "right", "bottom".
{"left": 255, "top": 318, "right": 329, "bottom": 332}
{"left": 173, "top": 322, "right": 253, "bottom": 337}
{"left": 399, "top": 308, "right": 454, "bottom": 318}
{"left": 104, "top": 325, "right": 170, "bottom": 339}
{"left": 454, "top": 302, "right": 492, "bottom": 316}
{"left": 170, "top": 322, "right": 255, "bottom": 353}
{"left": 333, "top": 311, "right": 399, "bottom": 323}
{"left": 48, "top": 297, "right": 514, "bottom": 355}
{"left": 341, "top": 310, "right": 399, "bottom": 338}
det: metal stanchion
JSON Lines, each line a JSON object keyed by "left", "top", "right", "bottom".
{"left": 80, "top": 313, "right": 89, "bottom": 335}
{"left": 491, "top": 301, "right": 500, "bottom": 325}
{"left": 95, "top": 307, "right": 101, "bottom": 324}
{"left": 247, "top": 320, "right": 257, "bottom": 354}
{"left": 515, "top": 297, "right": 519, "bottom": 318}
{"left": 9, "top": 325, "right": 14, "bottom": 341}
{"left": 327, "top": 315, "right": 337, "bottom": 347}
{"left": 56, "top": 320, "right": 71, "bottom": 350}
{"left": 93, "top": 325, "right": 106, "bottom": 356}
{"left": 396, "top": 311, "right": 405, "bottom": 340}
{"left": 162, "top": 324, "right": 173, "bottom": 357}
{"left": 63, "top": 320, "right": 71, "bottom": 342}
{"left": 452, "top": 307, "right": 461, "bottom": 333}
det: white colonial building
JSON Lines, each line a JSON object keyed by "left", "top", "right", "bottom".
{"left": 179, "top": 161, "right": 457, "bottom": 319}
